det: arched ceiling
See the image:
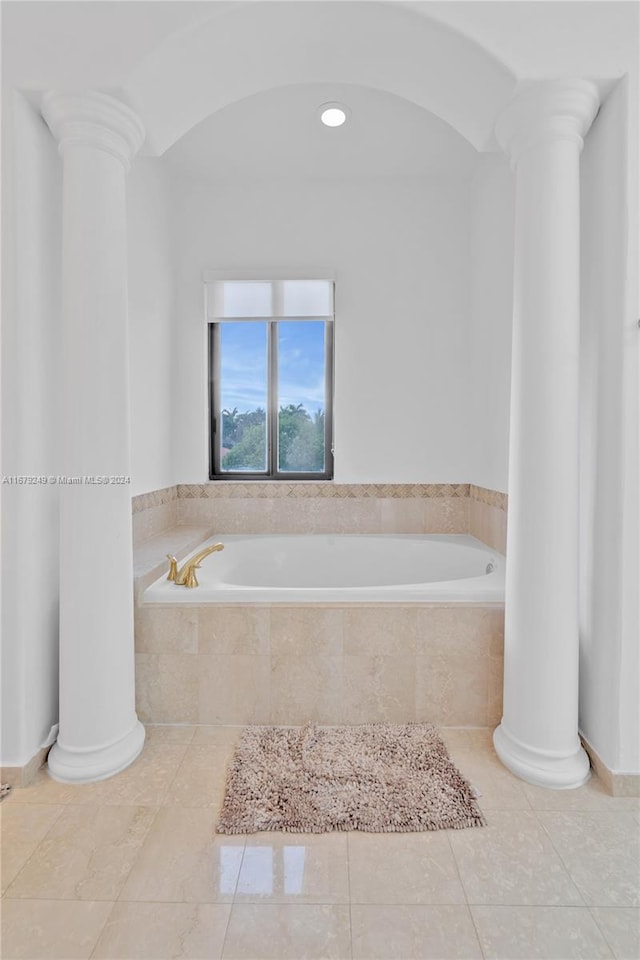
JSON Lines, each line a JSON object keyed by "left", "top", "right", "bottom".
{"left": 163, "top": 82, "right": 478, "bottom": 180}
{"left": 2, "top": 2, "right": 634, "bottom": 157}
{"left": 124, "top": 1, "right": 514, "bottom": 154}
{"left": 403, "top": 1, "right": 638, "bottom": 80}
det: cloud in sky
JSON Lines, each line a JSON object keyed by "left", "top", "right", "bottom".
{"left": 219, "top": 320, "right": 326, "bottom": 415}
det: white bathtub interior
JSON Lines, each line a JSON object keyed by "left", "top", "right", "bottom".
{"left": 143, "top": 533, "right": 505, "bottom": 604}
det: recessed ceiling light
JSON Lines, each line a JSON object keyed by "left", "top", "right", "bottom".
{"left": 319, "top": 102, "right": 350, "bottom": 127}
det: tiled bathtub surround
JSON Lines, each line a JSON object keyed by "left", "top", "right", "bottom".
{"left": 135, "top": 604, "right": 504, "bottom": 728}
{"left": 133, "top": 484, "right": 507, "bottom": 543}
{"left": 132, "top": 484, "right": 507, "bottom": 735}
{"left": 132, "top": 485, "right": 178, "bottom": 545}
{"left": 132, "top": 483, "right": 503, "bottom": 545}
{"left": 469, "top": 484, "right": 508, "bottom": 554}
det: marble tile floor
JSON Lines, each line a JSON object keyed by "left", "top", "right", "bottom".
{"left": 1, "top": 725, "right": 638, "bottom": 960}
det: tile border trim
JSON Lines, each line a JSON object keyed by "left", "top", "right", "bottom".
{"left": 132, "top": 482, "right": 509, "bottom": 509}
{"left": 132, "top": 485, "right": 178, "bottom": 514}
{"left": 470, "top": 484, "right": 508, "bottom": 511}
{"left": 176, "top": 482, "right": 471, "bottom": 500}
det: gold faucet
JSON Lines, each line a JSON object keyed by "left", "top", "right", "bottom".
{"left": 166, "top": 543, "right": 224, "bottom": 588}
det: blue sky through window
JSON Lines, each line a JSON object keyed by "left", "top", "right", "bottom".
{"left": 220, "top": 321, "right": 268, "bottom": 414}
{"left": 278, "top": 321, "right": 325, "bottom": 415}
{"left": 219, "top": 320, "right": 325, "bottom": 416}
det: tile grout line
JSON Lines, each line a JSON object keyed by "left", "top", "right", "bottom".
{"left": 88, "top": 740, "right": 190, "bottom": 916}
{"left": 152, "top": 741, "right": 192, "bottom": 809}
{"left": 586, "top": 904, "right": 625, "bottom": 959}
{"left": 537, "top": 806, "right": 640, "bottom": 909}
{"left": 87, "top": 899, "right": 120, "bottom": 960}
{"left": 1, "top": 801, "right": 68, "bottom": 899}
{"left": 534, "top": 810, "right": 591, "bottom": 910}
{"left": 448, "top": 804, "right": 591, "bottom": 911}
{"left": 445, "top": 829, "right": 487, "bottom": 959}
{"left": 346, "top": 832, "right": 354, "bottom": 960}
{"left": 113, "top": 803, "right": 162, "bottom": 905}
{"left": 220, "top": 730, "right": 249, "bottom": 960}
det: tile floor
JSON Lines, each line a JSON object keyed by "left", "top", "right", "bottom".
{"left": 1, "top": 725, "right": 639, "bottom": 960}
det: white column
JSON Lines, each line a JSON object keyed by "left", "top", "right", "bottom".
{"left": 493, "top": 80, "right": 599, "bottom": 789}
{"left": 42, "top": 92, "right": 146, "bottom": 783}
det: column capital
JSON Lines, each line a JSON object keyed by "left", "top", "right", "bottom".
{"left": 495, "top": 79, "right": 599, "bottom": 167}
{"left": 42, "top": 91, "right": 145, "bottom": 170}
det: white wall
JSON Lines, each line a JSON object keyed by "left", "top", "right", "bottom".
{"left": 127, "top": 159, "right": 175, "bottom": 496}
{"left": 1, "top": 92, "right": 61, "bottom": 766}
{"left": 579, "top": 75, "right": 640, "bottom": 775}
{"left": 169, "top": 174, "right": 474, "bottom": 483}
{"left": 469, "top": 153, "right": 514, "bottom": 493}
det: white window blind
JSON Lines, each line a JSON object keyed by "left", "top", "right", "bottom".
{"left": 206, "top": 279, "right": 334, "bottom": 320}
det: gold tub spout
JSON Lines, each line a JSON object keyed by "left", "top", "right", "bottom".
{"left": 172, "top": 542, "right": 225, "bottom": 588}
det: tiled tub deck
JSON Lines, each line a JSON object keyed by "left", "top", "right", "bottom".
{"left": 133, "top": 485, "right": 506, "bottom": 728}
{"left": 135, "top": 603, "right": 504, "bottom": 728}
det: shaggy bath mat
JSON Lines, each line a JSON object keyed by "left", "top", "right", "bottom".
{"left": 217, "top": 723, "right": 485, "bottom": 834}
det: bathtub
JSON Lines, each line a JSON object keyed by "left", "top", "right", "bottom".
{"left": 143, "top": 534, "right": 504, "bottom": 604}
{"left": 137, "top": 533, "right": 505, "bottom": 726}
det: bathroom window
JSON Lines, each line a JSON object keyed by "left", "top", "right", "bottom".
{"left": 207, "top": 279, "right": 334, "bottom": 479}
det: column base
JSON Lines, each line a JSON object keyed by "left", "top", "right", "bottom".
{"left": 47, "top": 720, "right": 145, "bottom": 784}
{"left": 493, "top": 722, "right": 591, "bottom": 790}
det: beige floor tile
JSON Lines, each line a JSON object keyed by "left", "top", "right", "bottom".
{"left": 351, "top": 904, "right": 482, "bottom": 959}
{"left": 348, "top": 831, "right": 466, "bottom": 904}
{"left": 539, "top": 812, "right": 640, "bottom": 907}
{"left": 61, "top": 743, "right": 187, "bottom": 806}
{"left": 4, "top": 805, "right": 156, "bottom": 901}
{"left": 464, "top": 727, "right": 497, "bottom": 751}
{"left": 449, "top": 810, "right": 583, "bottom": 905}
{"left": 4, "top": 768, "right": 77, "bottom": 805}
{"left": 234, "top": 833, "right": 349, "bottom": 903}
{"left": 92, "top": 901, "right": 232, "bottom": 959}
{"left": 471, "top": 905, "right": 614, "bottom": 959}
{"left": 1, "top": 804, "right": 65, "bottom": 894}
{"left": 437, "top": 727, "right": 477, "bottom": 755}
{"left": 221, "top": 903, "right": 351, "bottom": 959}
{"left": 590, "top": 907, "right": 640, "bottom": 959}
{"left": 144, "top": 723, "right": 197, "bottom": 745}
{"left": 192, "top": 725, "right": 245, "bottom": 748}
{"left": 163, "top": 745, "right": 231, "bottom": 808}
{"left": 452, "top": 750, "right": 533, "bottom": 810}
{"left": 0, "top": 898, "right": 113, "bottom": 959}
{"left": 5, "top": 719, "right": 636, "bottom": 960}
{"left": 523, "top": 777, "right": 640, "bottom": 813}
{"left": 119, "top": 807, "right": 244, "bottom": 902}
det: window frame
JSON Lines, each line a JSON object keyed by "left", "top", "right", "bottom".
{"left": 208, "top": 316, "right": 334, "bottom": 481}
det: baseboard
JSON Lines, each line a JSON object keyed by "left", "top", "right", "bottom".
{"left": 580, "top": 734, "right": 640, "bottom": 797}
{"left": 1, "top": 744, "right": 51, "bottom": 789}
